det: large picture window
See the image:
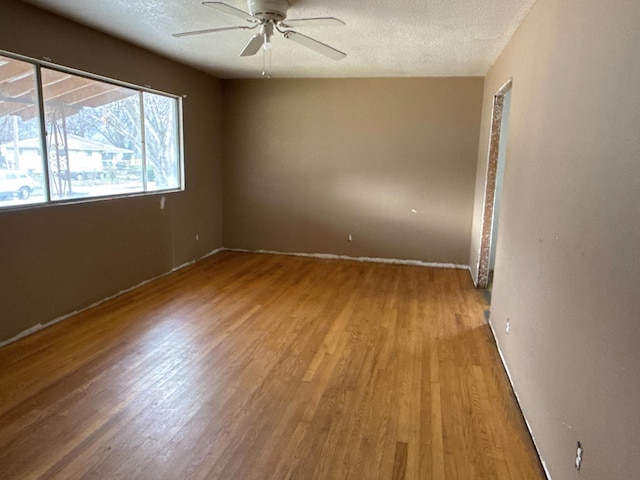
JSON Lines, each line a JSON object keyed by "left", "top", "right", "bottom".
{"left": 0, "top": 52, "right": 182, "bottom": 209}
{"left": 0, "top": 56, "right": 46, "bottom": 206}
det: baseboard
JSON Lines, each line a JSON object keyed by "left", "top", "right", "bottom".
{"left": 486, "top": 316, "right": 552, "bottom": 480}
{"left": 225, "top": 248, "right": 469, "bottom": 270}
{"left": 1, "top": 246, "right": 466, "bottom": 347}
{"left": 0, "top": 247, "right": 225, "bottom": 349}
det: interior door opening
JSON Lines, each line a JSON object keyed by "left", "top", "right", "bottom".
{"left": 477, "top": 80, "right": 512, "bottom": 295}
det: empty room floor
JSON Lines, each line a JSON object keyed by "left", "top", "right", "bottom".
{"left": 0, "top": 251, "right": 545, "bottom": 479}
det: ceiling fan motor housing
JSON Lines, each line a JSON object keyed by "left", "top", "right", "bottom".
{"left": 248, "top": 0, "right": 290, "bottom": 21}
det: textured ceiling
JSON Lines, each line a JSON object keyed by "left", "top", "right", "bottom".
{"left": 21, "top": 0, "right": 537, "bottom": 79}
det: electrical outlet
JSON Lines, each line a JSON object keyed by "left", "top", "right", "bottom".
{"left": 575, "top": 441, "right": 583, "bottom": 471}
{"left": 348, "top": 234, "right": 352, "bottom": 242}
{"left": 506, "top": 318, "right": 510, "bottom": 334}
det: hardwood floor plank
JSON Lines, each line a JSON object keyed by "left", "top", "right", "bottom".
{"left": 0, "top": 251, "right": 545, "bottom": 480}
{"left": 391, "top": 441, "right": 408, "bottom": 480}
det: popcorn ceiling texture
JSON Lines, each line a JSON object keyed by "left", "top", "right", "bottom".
{"left": 21, "top": 0, "right": 536, "bottom": 78}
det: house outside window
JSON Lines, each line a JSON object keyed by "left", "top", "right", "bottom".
{"left": 0, "top": 52, "right": 183, "bottom": 209}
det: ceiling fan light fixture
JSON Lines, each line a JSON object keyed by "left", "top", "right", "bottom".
{"left": 262, "top": 21, "right": 274, "bottom": 50}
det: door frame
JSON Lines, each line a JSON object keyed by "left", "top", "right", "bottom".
{"left": 477, "top": 79, "right": 512, "bottom": 289}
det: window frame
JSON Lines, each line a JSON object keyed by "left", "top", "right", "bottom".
{"left": 0, "top": 49, "right": 184, "bottom": 212}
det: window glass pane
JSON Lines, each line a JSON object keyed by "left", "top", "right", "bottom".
{"left": 2, "top": 56, "right": 183, "bottom": 209}
{"left": 0, "top": 55, "right": 46, "bottom": 207}
{"left": 41, "top": 68, "right": 143, "bottom": 201}
{"left": 143, "top": 92, "right": 181, "bottom": 191}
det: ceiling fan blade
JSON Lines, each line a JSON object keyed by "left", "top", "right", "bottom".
{"left": 281, "top": 17, "right": 346, "bottom": 28}
{"left": 283, "top": 31, "right": 346, "bottom": 60}
{"left": 172, "top": 25, "right": 251, "bottom": 38}
{"left": 240, "top": 34, "right": 265, "bottom": 56}
{"left": 202, "top": 2, "right": 256, "bottom": 23}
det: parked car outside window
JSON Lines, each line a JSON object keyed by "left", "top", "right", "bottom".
{"left": 0, "top": 170, "right": 37, "bottom": 199}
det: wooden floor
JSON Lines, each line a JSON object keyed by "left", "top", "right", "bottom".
{"left": 0, "top": 251, "right": 545, "bottom": 480}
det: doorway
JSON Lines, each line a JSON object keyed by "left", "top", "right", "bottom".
{"left": 477, "top": 80, "right": 512, "bottom": 291}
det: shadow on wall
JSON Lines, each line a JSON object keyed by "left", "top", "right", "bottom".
{"left": 227, "top": 172, "right": 471, "bottom": 264}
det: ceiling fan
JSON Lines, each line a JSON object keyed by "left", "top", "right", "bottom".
{"left": 173, "top": 0, "right": 346, "bottom": 60}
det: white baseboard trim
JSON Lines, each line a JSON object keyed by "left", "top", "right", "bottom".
{"left": 225, "top": 248, "right": 469, "bottom": 270}
{"left": 1, "top": 246, "right": 465, "bottom": 348}
{"left": 486, "top": 317, "right": 552, "bottom": 480}
{"left": 0, "top": 247, "right": 225, "bottom": 349}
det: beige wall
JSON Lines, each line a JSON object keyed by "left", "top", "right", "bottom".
{"left": 0, "top": 0, "right": 224, "bottom": 343}
{"left": 221, "top": 78, "right": 483, "bottom": 264}
{"left": 469, "top": 0, "right": 640, "bottom": 478}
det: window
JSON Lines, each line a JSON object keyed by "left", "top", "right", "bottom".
{"left": 0, "top": 56, "right": 45, "bottom": 206}
{"left": 0, "top": 52, "right": 183, "bottom": 210}
{"left": 144, "top": 92, "right": 181, "bottom": 191}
